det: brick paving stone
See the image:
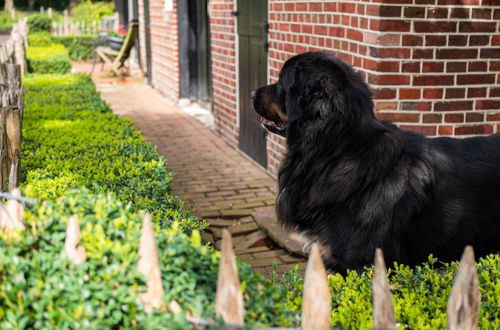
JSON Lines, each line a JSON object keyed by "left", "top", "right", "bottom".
{"left": 253, "top": 250, "right": 288, "bottom": 259}
{"left": 228, "top": 222, "right": 260, "bottom": 235}
{"left": 235, "top": 246, "right": 269, "bottom": 255}
{"left": 74, "top": 62, "right": 306, "bottom": 276}
{"left": 250, "top": 257, "right": 282, "bottom": 267}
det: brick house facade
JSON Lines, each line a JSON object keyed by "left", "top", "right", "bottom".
{"left": 138, "top": 0, "right": 180, "bottom": 101}
{"left": 137, "top": 0, "right": 500, "bottom": 176}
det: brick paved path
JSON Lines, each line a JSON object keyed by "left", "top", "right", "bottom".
{"left": 74, "top": 64, "right": 304, "bottom": 274}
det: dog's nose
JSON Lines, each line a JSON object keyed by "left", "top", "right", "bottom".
{"left": 250, "top": 90, "right": 256, "bottom": 101}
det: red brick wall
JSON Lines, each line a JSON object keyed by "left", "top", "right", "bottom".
{"left": 137, "top": 1, "right": 500, "bottom": 177}
{"left": 209, "top": 0, "right": 239, "bottom": 147}
{"left": 146, "top": 0, "right": 179, "bottom": 101}
{"left": 265, "top": 0, "right": 500, "bottom": 176}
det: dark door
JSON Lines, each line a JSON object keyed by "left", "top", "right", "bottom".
{"left": 178, "top": 0, "right": 211, "bottom": 105}
{"left": 237, "top": 0, "right": 268, "bottom": 168}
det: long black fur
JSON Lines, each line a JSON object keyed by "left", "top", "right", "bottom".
{"left": 252, "top": 51, "right": 500, "bottom": 274}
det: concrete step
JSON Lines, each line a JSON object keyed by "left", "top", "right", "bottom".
{"left": 252, "top": 206, "right": 306, "bottom": 257}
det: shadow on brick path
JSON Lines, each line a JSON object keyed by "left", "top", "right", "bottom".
{"left": 73, "top": 62, "right": 305, "bottom": 275}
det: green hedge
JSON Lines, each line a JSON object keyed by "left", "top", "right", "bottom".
{"left": 52, "top": 35, "right": 96, "bottom": 60}
{"left": 27, "top": 13, "right": 51, "bottom": 32}
{"left": 27, "top": 44, "right": 72, "bottom": 74}
{"left": 28, "top": 32, "right": 96, "bottom": 61}
{"left": 0, "top": 191, "right": 214, "bottom": 328}
{"left": 0, "top": 10, "right": 15, "bottom": 31}
{"left": 22, "top": 74, "right": 200, "bottom": 233}
{"left": 27, "top": 32, "right": 53, "bottom": 47}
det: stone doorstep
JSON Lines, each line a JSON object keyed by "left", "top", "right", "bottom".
{"left": 252, "top": 206, "right": 307, "bottom": 257}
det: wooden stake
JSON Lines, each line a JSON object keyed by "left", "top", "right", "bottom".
{"left": 0, "top": 188, "right": 25, "bottom": 231}
{"left": 4, "top": 64, "right": 22, "bottom": 190}
{"left": 373, "top": 248, "right": 396, "bottom": 330}
{"left": 137, "top": 213, "right": 164, "bottom": 311}
{"left": 447, "top": 246, "right": 480, "bottom": 330}
{"left": 301, "top": 243, "right": 331, "bottom": 330}
{"left": 215, "top": 229, "right": 244, "bottom": 326}
{"left": 64, "top": 215, "right": 86, "bottom": 265}
{"left": 63, "top": 10, "right": 69, "bottom": 35}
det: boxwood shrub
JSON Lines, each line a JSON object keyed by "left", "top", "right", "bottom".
{"left": 22, "top": 73, "right": 201, "bottom": 233}
{"left": 52, "top": 35, "right": 96, "bottom": 60}
{"left": 27, "top": 44, "right": 72, "bottom": 74}
{"left": 28, "top": 32, "right": 96, "bottom": 61}
{"left": 0, "top": 10, "right": 15, "bottom": 31}
{"left": 27, "top": 32, "right": 53, "bottom": 47}
{"left": 27, "top": 14, "right": 51, "bottom": 33}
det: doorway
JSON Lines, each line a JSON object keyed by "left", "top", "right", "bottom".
{"left": 178, "top": 0, "right": 211, "bottom": 106}
{"left": 237, "top": 0, "right": 268, "bottom": 168}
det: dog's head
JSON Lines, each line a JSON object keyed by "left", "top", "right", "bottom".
{"left": 251, "top": 51, "right": 374, "bottom": 140}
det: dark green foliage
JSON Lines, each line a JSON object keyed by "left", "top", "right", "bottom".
{"left": 27, "top": 45, "right": 72, "bottom": 74}
{"left": 22, "top": 74, "right": 202, "bottom": 233}
{"left": 27, "top": 14, "right": 51, "bottom": 32}
{"left": 13, "top": 0, "right": 70, "bottom": 11}
{"left": 52, "top": 35, "right": 96, "bottom": 60}
{"left": 70, "top": 1, "right": 115, "bottom": 25}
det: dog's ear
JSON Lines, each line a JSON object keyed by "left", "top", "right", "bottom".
{"left": 287, "top": 73, "right": 346, "bottom": 140}
{"left": 305, "top": 74, "right": 346, "bottom": 120}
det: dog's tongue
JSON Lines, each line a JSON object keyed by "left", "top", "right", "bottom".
{"left": 260, "top": 117, "right": 274, "bottom": 126}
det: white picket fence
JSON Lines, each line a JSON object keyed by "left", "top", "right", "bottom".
{"left": 48, "top": 8, "right": 119, "bottom": 36}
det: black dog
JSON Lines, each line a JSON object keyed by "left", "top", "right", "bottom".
{"left": 252, "top": 51, "right": 500, "bottom": 274}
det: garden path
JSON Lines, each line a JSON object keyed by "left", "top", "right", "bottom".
{"left": 73, "top": 63, "right": 305, "bottom": 275}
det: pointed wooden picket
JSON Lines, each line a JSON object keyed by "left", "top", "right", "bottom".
{"left": 0, "top": 188, "right": 24, "bottom": 231}
{"left": 301, "top": 243, "right": 331, "bottom": 330}
{"left": 64, "top": 215, "right": 86, "bottom": 265}
{"left": 373, "top": 248, "right": 396, "bottom": 329}
{"left": 447, "top": 246, "right": 480, "bottom": 330}
{"left": 137, "top": 213, "right": 164, "bottom": 311}
{"left": 215, "top": 229, "right": 244, "bottom": 325}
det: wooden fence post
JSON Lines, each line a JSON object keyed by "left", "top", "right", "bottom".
{"left": 301, "top": 243, "right": 331, "bottom": 330}
{"left": 137, "top": 213, "right": 164, "bottom": 312}
{"left": 47, "top": 7, "right": 52, "bottom": 18}
{"left": 373, "top": 248, "right": 396, "bottom": 330}
{"left": 63, "top": 10, "right": 69, "bottom": 36}
{"left": 447, "top": 246, "right": 480, "bottom": 330}
{"left": 215, "top": 229, "right": 244, "bottom": 326}
{"left": 4, "top": 64, "right": 22, "bottom": 191}
{"left": 12, "top": 33, "right": 26, "bottom": 75}
{"left": 64, "top": 215, "right": 86, "bottom": 265}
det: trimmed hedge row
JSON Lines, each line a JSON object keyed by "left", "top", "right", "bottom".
{"left": 22, "top": 73, "right": 201, "bottom": 233}
{"left": 29, "top": 32, "right": 95, "bottom": 60}
{"left": 26, "top": 44, "right": 72, "bottom": 74}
